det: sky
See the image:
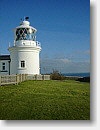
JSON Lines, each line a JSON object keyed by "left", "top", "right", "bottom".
{"left": 0, "top": 0, "right": 90, "bottom": 74}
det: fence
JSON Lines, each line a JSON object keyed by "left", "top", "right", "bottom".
{"left": 27, "top": 74, "right": 50, "bottom": 80}
{"left": 0, "top": 74, "right": 50, "bottom": 86}
{"left": 0, "top": 74, "right": 27, "bottom": 86}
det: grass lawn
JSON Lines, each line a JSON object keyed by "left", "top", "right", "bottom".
{"left": 0, "top": 80, "right": 90, "bottom": 120}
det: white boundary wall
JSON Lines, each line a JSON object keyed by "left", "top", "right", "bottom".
{"left": 0, "top": 74, "right": 50, "bottom": 86}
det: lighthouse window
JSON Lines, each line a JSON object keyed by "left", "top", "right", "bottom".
{"left": 2, "top": 62, "right": 6, "bottom": 70}
{"left": 21, "top": 61, "right": 25, "bottom": 68}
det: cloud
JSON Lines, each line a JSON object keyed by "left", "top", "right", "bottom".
{"left": 59, "top": 58, "right": 71, "bottom": 63}
{"left": 40, "top": 58, "right": 90, "bottom": 74}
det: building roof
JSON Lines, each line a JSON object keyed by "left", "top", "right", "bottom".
{"left": 0, "top": 55, "right": 10, "bottom": 60}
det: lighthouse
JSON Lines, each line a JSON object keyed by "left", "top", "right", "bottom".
{"left": 8, "top": 18, "right": 41, "bottom": 75}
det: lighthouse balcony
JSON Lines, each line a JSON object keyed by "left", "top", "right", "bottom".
{"left": 36, "top": 41, "right": 41, "bottom": 47}
{"left": 14, "top": 40, "right": 41, "bottom": 47}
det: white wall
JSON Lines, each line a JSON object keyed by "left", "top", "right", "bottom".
{"left": 9, "top": 46, "right": 41, "bottom": 75}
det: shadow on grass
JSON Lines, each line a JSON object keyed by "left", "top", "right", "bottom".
{"left": 2, "top": 120, "right": 93, "bottom": 127}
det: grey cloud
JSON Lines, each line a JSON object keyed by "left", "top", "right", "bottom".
{"left": 40, "top": 58, "right": 90, "bottom": 74}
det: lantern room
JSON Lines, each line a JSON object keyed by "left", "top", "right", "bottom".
{"left": 14, "top": 20, "right": 37, "bottom": 42}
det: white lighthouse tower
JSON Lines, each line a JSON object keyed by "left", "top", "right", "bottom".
{"left": 8, "top": 18, "right": 41, "bottom": 75}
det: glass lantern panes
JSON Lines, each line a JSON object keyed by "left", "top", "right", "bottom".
{"left": 16, "top": 28, "right": 36, "bottom": 41}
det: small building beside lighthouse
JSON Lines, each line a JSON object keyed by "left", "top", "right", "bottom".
{"left": 0, "top": 18, "right": 41, "bottom": 75}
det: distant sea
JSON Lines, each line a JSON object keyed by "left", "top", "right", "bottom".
{"left": 62, "top": 72, "right": 90, "bottom": 77}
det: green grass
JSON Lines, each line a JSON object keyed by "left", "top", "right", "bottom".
{"left": 0, "top": 80, "right": 90, "bottom": 120}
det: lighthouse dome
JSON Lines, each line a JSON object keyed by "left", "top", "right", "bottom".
{"left": 20, "top": 20, "right": 30, "bottom": 26}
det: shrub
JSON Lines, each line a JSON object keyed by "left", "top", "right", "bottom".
{"left": 50, "top": 70, "right": 65, "bottom": 80}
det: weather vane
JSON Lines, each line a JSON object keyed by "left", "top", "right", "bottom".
{"left": 25, "top": 17, "right": 29, "bottom": 21}
{"left": 20, "top": 17, "right": 29, "bottom": 21}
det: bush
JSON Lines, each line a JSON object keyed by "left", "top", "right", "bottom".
{"left": 50, "top": 70, "right": 65, "bottom": 80}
